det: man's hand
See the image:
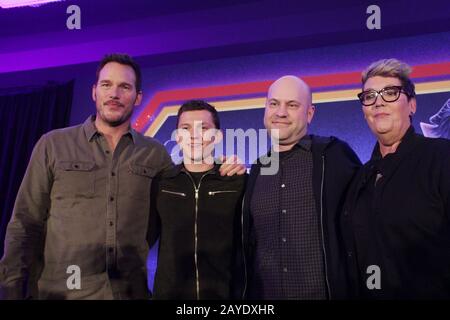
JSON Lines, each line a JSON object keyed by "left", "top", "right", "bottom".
{"left": 218, "top": 155, "right": 246, "bottom": 176}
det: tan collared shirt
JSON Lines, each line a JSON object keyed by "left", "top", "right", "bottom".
{"left": 0, "top": 116, "right": 173, "bottom": 299}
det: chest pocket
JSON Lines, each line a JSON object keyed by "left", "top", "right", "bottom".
{"left": 126, "top": 163, "right": 158, "bottom": 200}
{"left": 53, "top": 160, "right": 96, "bottom": 198}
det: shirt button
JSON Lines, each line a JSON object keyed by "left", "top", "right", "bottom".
{"left": 281, "top": 184, "right": 286, "bottom": 188}
{"left": 347, "top": 251, "right": 353, "bottom": 258}
{"left": 283, "top": 267, "right": 288, "bottom": 273}
{"left": 111, "top": 172, "right": 116, "bottom": 176}
{"left": 281, "top": 237, "right": 287, "bottom": 243}
{"left": 282, "top": 209, "right": 286, "bottom": 214}
{"left": 109, "top": 221, "right": 114, "bottom": 226}
{"left": 110, "top": 196, "right": 114, "bottom": 202}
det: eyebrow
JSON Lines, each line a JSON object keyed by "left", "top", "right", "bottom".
{"left": 99, "top": 80, "right": 133, "bottom": 87}
{"left": 268, "top": 98, "right": 301, "bottom": 104}
{"left": 364, "top": 84, "right": 399, "bottom": 91}
{"left": 178, "top": 122, "right": 214, "bottom": 127}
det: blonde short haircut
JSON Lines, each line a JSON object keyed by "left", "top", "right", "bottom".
{"left": 362, "top": 58, "right": 416, "bottom": 99}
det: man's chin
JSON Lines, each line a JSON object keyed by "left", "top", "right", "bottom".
{"left": 269, "top": 132, "right": 290, "bottom": 143}
{"left": 185, "top": 157, "right": 207, "bottom": 165}
{"left": 107, "top": 119, "right": 127, "bottom": 127}
{"left": 101, "top": 113, "right": 131, "bottom": 127}
{"left": 184, "top": 154, "right": 215, "bottom": 165}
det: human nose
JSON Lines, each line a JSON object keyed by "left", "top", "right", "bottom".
{"left": 109, "top": 85, "right": 120, "bottom": 99}
{"left": 275, "top": 103, "right": 288, "bottom": 117}
{"left": 373, "top": 92, "right": 385, "bottom": 108}
{"left": 191, "top": 127, "right": 202, "bottom": 141}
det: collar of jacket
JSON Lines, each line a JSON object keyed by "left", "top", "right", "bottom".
{"left": 370, "top": 125, "right": 416, "bottom": 162}
{"left": 162, "top": 162, "right": 243, "bottom": 180}
{"left": 257, "top": 135, "right": 338, "bottom": 167}
{"left": 361, "top": 125, "right": 418, "bottom": 187}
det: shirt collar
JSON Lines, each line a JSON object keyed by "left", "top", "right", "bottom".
{"left": 264, "top": 134, "right": 312, "bottom": 162}
{"left": 179, "top": 163, "right": 221, "bottom": 174}
{"left": 295, "top": 134, "right": 312, "bottom": 151}
{"left": 370, "top": 125, "right": 416, "bottom": 161}
{"left": 82, "top": 115, "right": 137, "bottom": 144}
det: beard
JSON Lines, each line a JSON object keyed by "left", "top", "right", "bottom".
{"left": 97, "top": 103, "right": 134, "bottom": 127}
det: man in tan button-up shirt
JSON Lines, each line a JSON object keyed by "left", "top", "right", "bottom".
{"left": 0, "top": 53, "right": 244, "bottom": 300}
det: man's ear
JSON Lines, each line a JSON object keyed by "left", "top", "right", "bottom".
{"left": 92, "top": 84, "right": 97, "bottom": 102}
{"left": 134, "top": 91, "right": 143, "bottom": 106}
{"left": 175, "top": 129, "right": 181, "bottom": 145}
{"left": 307, "top": 105, "right": 316, "bottom": 124}
{"left": 409, "top": 97, "right": 417, "bottom": 115}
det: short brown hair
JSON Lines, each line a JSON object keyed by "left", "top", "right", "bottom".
{"left": 96, "top": 53, "right": 142, "bottom": 92}
{"left": 176, "top": 100, "right": 220, "bottom": 129}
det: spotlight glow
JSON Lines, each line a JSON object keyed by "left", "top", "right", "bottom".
{"left": 0, "top": 0, "right": 63, "bottom": 9}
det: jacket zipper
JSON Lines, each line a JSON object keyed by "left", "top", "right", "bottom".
{"left": 208, "top": 190, "right": 237, "bottom": 196}
{"left": 320, "top": 155, "right": 332, "bottom": 299}
{"left": 161, "top": 189, "right": 187, "bottom": 197}
{"left": 184, "top": 171, "right": 213, "bottom": 300}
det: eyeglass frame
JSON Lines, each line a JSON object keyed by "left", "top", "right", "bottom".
{"left": 357, "top": 85, "right": 411, "bottom": 106}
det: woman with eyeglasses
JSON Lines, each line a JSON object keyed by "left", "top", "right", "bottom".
{"left": 341, "top": 58, "right": 450, "bottom": 299}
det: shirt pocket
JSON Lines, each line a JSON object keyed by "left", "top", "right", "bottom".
{"left": 52, "top": 160, "right": 96, "bottom": 198}
{"left": 126, "top": 163, "right": 158, "bottom": 200}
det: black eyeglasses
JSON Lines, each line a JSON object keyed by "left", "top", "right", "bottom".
{"left": 357, "top": 86, "right": 409, "bottom": 106}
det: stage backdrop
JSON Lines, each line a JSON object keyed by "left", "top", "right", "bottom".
{"left": 116, "top": 32, "right": 449, "bottom": 168}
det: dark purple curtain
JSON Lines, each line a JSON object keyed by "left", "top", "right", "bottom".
{"left": 0, "top": 81, "right": 74, "bottom": 258}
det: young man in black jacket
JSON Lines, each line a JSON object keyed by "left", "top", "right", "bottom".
{"left": 244, "top": 75, "right": 361, "bottom": 300}
{"left": 149, "top": 100, "right": 246, "bottom": 300}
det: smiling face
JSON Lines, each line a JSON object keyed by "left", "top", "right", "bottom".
{"left": 92, "top": 61, "right": 142, "bottom": 127}
{"left": 362, "top": 76, "right": 416, "bottom": 144}
{"left": 176, "top": 110, "right": 221, "bottom": 164}
{"left": 263, "top": 76, "right": 315, "bottom": 151}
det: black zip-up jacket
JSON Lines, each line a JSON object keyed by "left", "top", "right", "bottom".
{"left": 341, "top": 127, "right": 450, "bottom": 299}
{"left": 243, "top": 135, "right": 361, "bottom": 299}
{"left": 149, "top": 164, "right": 246, "bottom": 300}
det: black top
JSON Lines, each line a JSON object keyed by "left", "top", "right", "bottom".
{"left": 342, "top": 126, "right": 450, "bottom": 299}
{"left": 150, "top": 164, "right": 247, "bottom": 300}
